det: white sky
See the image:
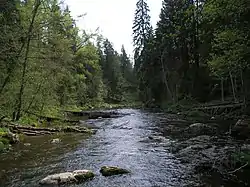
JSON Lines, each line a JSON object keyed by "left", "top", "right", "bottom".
{"left": 65, "top": 0, "right": 163, "bottom": 57}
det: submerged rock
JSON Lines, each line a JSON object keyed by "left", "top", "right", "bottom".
{"left": 100, "top": 166, "right": 130, "bottom": 176}
{"left": 39, "top": 170, "right": 94, "bottom": 185}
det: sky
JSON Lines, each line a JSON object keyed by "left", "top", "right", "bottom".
{"left": 65, "top": 0, "right": 163, "bottom": 57}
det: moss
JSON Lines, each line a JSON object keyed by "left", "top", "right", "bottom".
{"left": 19, "top": 115, "right": 39, "bottom": 126}
{"left": 100, "top": 166, "right": 130, "bottom": 176}
{"left": 0, "top": 127, "right": 8, "bottom": 136}
{"left": 74, "top": 171, "right": 94, "bottom": 182}
{"left": 0, "top": 141, "right": 5, "bottom": 152}
{"left": 0, "top": 137, "right": 10, "bottom": 145}
{"left": 233, "top": 151, "right": 250, "bottom": 164}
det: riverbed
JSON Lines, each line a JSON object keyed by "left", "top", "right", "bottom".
{"left": 0, "top": 109, "right": 247, "bottom": 186}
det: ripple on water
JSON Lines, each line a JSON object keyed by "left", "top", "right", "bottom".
{"left": 0, "top": 109, "right": 194, "bottom": 187}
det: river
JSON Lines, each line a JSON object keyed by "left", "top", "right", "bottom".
{"left": 0, "top": 109, "right": 227, "bottom": 186}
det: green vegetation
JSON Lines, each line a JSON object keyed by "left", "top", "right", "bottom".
{"left": 0, "top": 0, "right": 137, "bottom": 124}
{"left": 232, "top": 151, "right": 250, "bottom": 166}
{"left": 0, "top": 128, "right": 10, "bottom": 152}
{"left": 132, "top": 0, "right": 250, "bottom": 111}
{"left": 1, "top": 0, "right": 250, "bottom": 125}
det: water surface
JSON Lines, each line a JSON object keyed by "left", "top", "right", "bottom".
{"left": 0, "top": 109, "right": 195, "bottom": 187}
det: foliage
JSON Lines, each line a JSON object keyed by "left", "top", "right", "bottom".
{"left": 132, "top": 0, "right": 250, "bottom": 108}
{"left": 232, "top": 151, "right": 250, "bottom": 165}
{"left": 0, "top": 0, "right": 136, "bottom": 122}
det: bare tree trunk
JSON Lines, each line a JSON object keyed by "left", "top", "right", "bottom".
{"left": 240, "top": 70, "right": 246, "bottom": 105}
{"left": 229, "top": 71, "right": 236, "bottom": 103}
{"left": 13, "top": 0, "right": 41, "bottom": 121}
{"left": 221, "top": 79, "right": 224, "bottom": 102}
{"left": 160, "top": 49, "right": 173, "bottom": 103}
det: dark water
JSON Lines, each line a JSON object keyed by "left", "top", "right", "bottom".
{"left": 0, "top": 109, "right": 197, "bottom": 187}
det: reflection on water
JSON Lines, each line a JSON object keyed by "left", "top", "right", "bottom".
{"left": 0, "top": 109, "right": 193, "bottom": 187}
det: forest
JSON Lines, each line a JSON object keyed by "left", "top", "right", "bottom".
{"left": 1, "top": 0, "right": 250, "bottom": 186}
{"left": 0, "top": 0, "right": 136, "bottom": 122}
{"left": 133, "top": 0, "right": 250, "bottom": 112}
{"left": 1, "top": 0, "right": 250, "bottom": 120}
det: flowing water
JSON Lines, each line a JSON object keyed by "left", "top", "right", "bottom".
{"left": 0, "top": 109, "right": 200, "bottom": 187}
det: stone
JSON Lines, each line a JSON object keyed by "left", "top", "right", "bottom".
{"left": 100, "top": 166, "right": 130, "bottom": 176}
{"left": 3, "top": 131, "right": 20, "bottom": 144}
{"left": 232, "top": 119, "right": 250, "bottom": 139}
{"left": 51, "top": 138, "right": 60, "bottom": 144}
{"left": 183, "top": 123, "right": 216, "bottom": 137}
{"left": 39, "top": 170, "right": 94, "bottom": 185}
{"left": 241, "top": 144, "right": 250, "bottom": 152}
{"left": 73, "top": 170, "right": 95, "bottom": 182}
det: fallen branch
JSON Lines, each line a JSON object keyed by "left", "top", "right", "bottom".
{"left": 1, "top": 123, "right": 95, "bottom": 136}
{"left": 228, "top": 162, "right": 248, "bottom": 174}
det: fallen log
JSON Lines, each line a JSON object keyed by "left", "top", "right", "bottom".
{"left": 64, "top": 110, "right": 126, "bottom": 119}
{"left": 1, "top": 123, "right": 95, "bottom": 136}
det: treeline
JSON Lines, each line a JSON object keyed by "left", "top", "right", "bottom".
{"left": 0, "top": 0, "right": 135, "bottom": 121}
{"left": 133, "top": 0, "right": 250, "bottom": 108}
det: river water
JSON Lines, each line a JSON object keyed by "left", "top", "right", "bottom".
{"left": 0, "top": 109, "right": 201, "bottom": 187}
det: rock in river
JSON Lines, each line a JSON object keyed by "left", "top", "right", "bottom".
{"left": 183, "top": 123, "right": 216, "bottom": 137}
{"left": 3, "top": 131, "right": 20, "bottom": 144}
{"left": 51, "top": 138, "right": 60, "bottom": 144}
{"left": 100, "top": 166, "right": 130, "bottom": 176}
{"left": 39, "top": 170, "right": 94, "bottom": 185}
{"left": 231, "top": 119, "right": 250, "bottom": 139}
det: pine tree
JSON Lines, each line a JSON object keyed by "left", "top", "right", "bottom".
{"left": 132, "top": 0, "right": 152, "bottom": 72}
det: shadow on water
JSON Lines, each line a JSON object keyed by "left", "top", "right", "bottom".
{"left": 0, "top": 109, "right": 201, "bottom": 187}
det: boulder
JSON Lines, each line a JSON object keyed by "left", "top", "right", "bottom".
{"left": 39, "top": 170, "right": 94, "bottom": 185}
{"left": 231, "top": 119, "right": 250, "bottom": 139}
{"left": 3, "top": 131, "right": 20, "bottom": 144}
{"left": 241, "top": 144, "right": 250, "bottom": 152}
{"left": 172, "top": 135, "right": 212, "bottom": 153}
{"left": 183, "top": 123, "right": 216, "bottom": 137}
{"left": 100, "top": 166, "right": 130, "bottom": 176}
{"left": 51, "top": 138, "right": 60, "bottom": 144}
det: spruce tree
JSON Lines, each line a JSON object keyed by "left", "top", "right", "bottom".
{"left": 132, "top": 0, "right": 152, "bottom": 72}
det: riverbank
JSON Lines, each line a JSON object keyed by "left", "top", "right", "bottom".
{"left": 0, "top": 106, "right": 133, "bottom": 153}
{"left": 0, "top": 109, "right": 250, "bottom": 186}
{"left": 157, "top": 112, "right": 250, "bottom": 186}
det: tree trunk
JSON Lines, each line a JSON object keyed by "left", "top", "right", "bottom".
{"left": 160, "top": 49, "right": 173, "bottom": 103}
{"left": 13, "top": 0, "right": 41, "bottom": 121}
{"left": 240, "top": 70, "right": 246, "bottom": 105}
{"left": 221, "top": 79, "right": 224, "bottom": 102}
{"left": 229, "top": 71, "right": 236, "bottom": 103}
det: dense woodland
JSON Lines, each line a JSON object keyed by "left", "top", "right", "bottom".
{"left": 0, "top": 0, "right": 135, "bottom": 121}
{"left": 133, "top": 0, "right": 250, "bottom": 110}
{"left": 1, "top": 0, "right": 250, "bottom": 122}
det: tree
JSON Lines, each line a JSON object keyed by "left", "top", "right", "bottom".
{"left": 102, "top": 39, "right": 124, "bottom": 102}
{"left": 120, "top": 45, "right": 133, "bottom": 83}
{"left": 132, "top": 0, "right": 152, "bottom": 72}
